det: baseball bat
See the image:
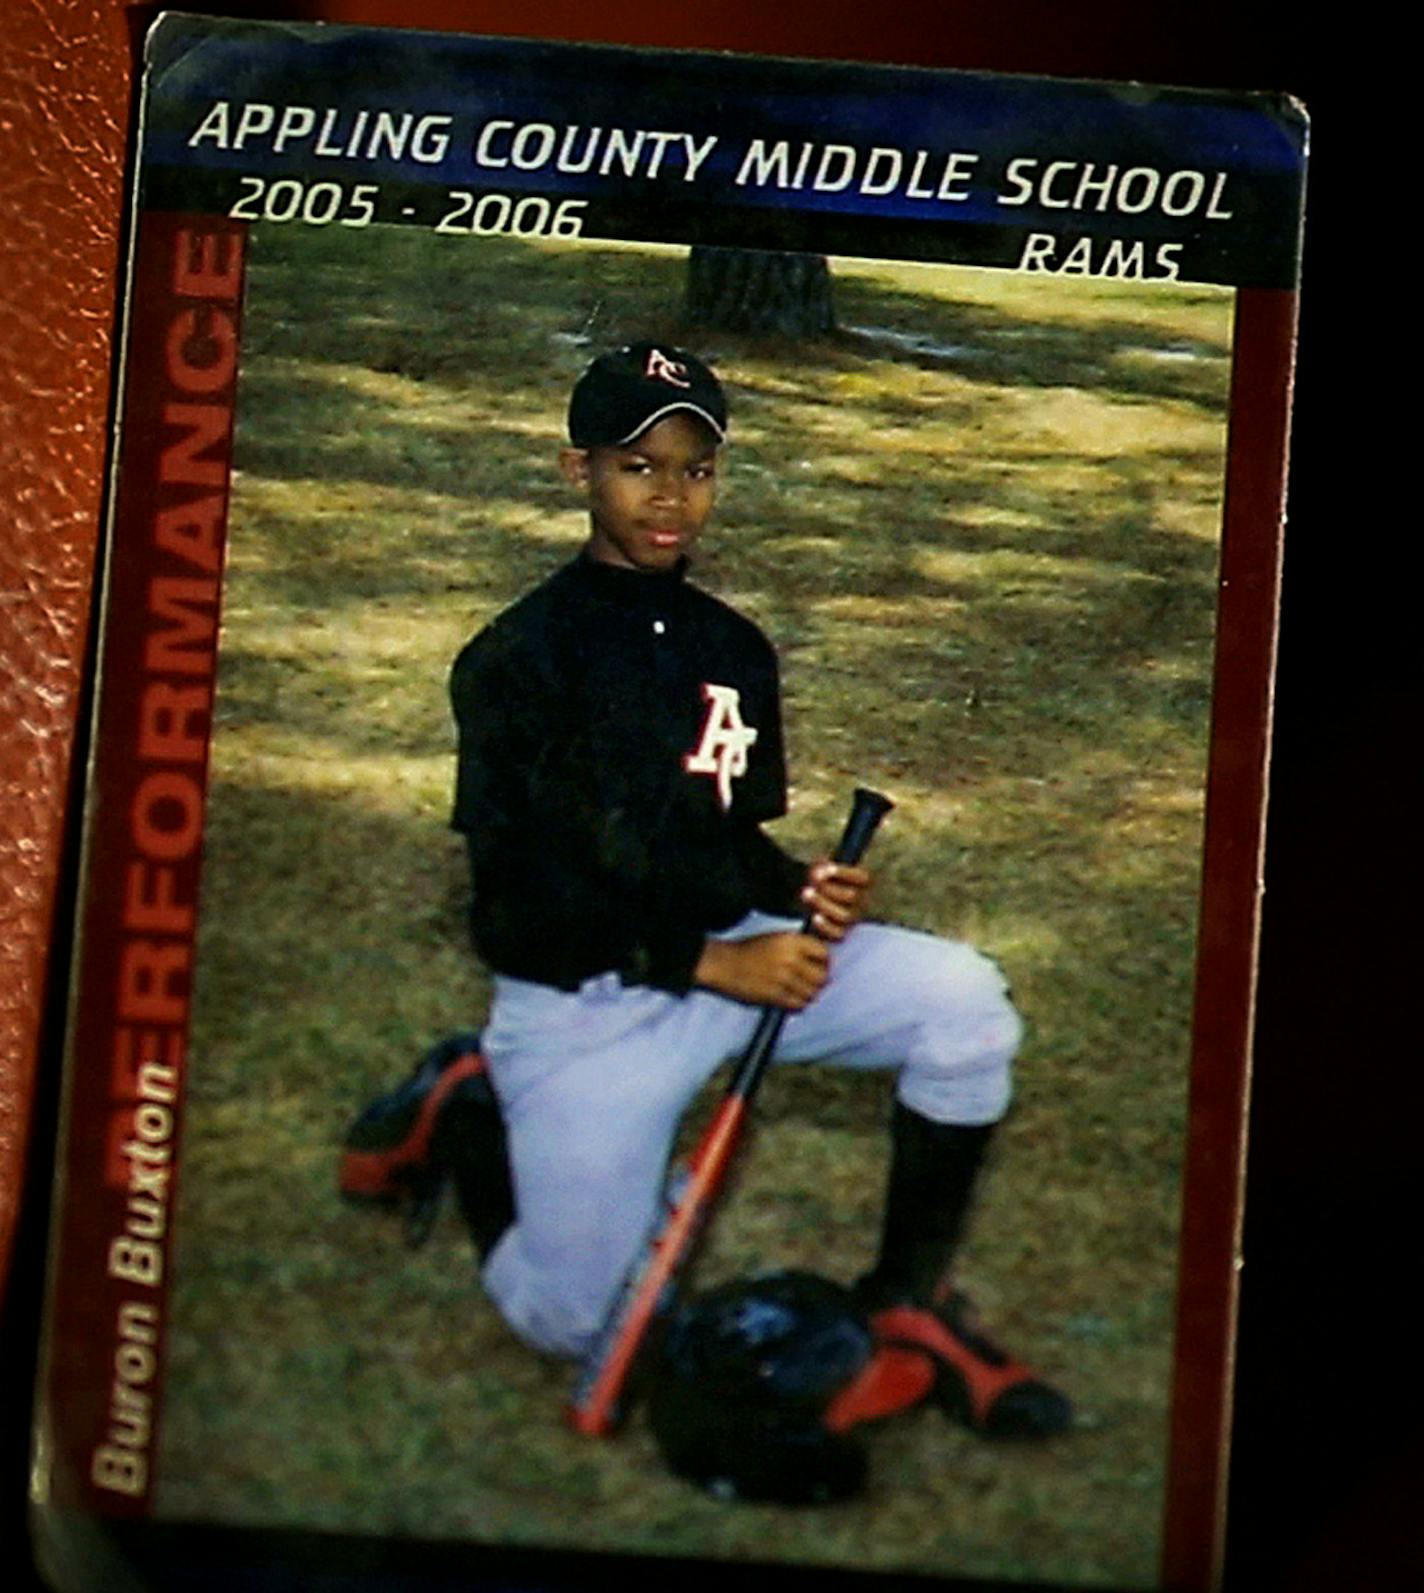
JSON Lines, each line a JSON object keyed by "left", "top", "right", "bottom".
{"left": 566, "top": 785, "right": 894, "bottom": 1437}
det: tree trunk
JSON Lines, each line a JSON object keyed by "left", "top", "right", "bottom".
{"left": 684, "top": 247, "right": 835, "bottom": 336}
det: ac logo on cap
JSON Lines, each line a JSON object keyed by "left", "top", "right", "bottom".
{"left": 646, "top": 348, "right": 692, "bottom": 389}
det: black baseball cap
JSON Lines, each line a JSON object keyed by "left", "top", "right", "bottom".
{"left": 568, "top": 342, "right": 727, "bottom": 448}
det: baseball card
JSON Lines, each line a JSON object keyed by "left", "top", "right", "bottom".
{"left": 29, "top": 14, "right": 1305, "bottom": 1592}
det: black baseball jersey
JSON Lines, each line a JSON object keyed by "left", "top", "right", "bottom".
{"left": 450, "top": 553, "right": 807, "bottom": 993}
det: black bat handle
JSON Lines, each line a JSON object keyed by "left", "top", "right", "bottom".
{"left": 729, "top": 787, "right": 894, "bottom": 1099}
{"left": 831, "top": 787, "right": 896, "bottom": 869}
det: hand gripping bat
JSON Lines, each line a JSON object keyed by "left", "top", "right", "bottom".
{"left": 566, "top": 786, "right": 894, "bottom": 1437}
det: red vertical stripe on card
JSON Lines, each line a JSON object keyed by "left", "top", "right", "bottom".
{"left": 40, "top": 212, "right": 248, "bottom": 1518}
{"left": 1161, "top": 283, "right": 1299, "bottom": 1592}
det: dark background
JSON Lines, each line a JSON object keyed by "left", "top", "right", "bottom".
{"left": 5, "top": 4, "right": 1404, "bottom": 1590}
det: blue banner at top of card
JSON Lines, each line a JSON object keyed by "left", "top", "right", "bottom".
{"left": 141, "top": 16, "right": 1306, "bottom": 289}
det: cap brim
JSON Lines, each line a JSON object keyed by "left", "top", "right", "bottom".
{"left": 611, "top": 402, "right": 726, "bottom": 447}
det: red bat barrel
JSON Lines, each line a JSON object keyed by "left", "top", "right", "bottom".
{"left": 566, "top": 787, "right": 893, "bottom": 1437}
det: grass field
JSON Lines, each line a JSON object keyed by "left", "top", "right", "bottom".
{"left": 157, "top": 225, "right": 1233, "bottom": 1589}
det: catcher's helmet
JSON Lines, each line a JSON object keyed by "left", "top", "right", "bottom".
{"left": 648, "top": 1270, "right": 875, "bottom": 1505}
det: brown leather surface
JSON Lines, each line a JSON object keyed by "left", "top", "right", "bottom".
{"left": 0, "top": 2, "right": 133, "bottom": 1311}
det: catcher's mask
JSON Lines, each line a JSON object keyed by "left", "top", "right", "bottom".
{"left": 648, "top": 1269, "right": 875, "bottom": 1505}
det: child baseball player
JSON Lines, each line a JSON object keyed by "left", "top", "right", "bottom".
{"left": 441, "top": 342, "right": 1070, "bottom": 1439}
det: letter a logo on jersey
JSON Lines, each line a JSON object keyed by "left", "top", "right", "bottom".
{"left": 684, "top": 683, "right": 758, "bottom": 810}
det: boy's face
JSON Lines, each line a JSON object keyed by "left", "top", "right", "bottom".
{"left": 561, "top": 412, "right": 719, "bottom": 574}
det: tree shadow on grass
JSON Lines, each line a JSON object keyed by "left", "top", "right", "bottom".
{"left": 211, "top": 530, "right": 1215, "bottom": 787}
{"left": 241, "top": 226, "right": 1231, "bottom": 443}
{"left": 189, "top": 777, "right": 483, "bottom": 1114}
{"left": 828, "top": 272, "right": 1232, "bottom": 412}
{"left": 230, "top": 229, "right": 1229, "bottom": 684}
{"left": 243, "top": 226, "right": 694, "bottom": 395}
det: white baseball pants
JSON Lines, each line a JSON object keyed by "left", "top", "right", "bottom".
{"left": 479, "top": 913, "right": 1021, "bottom": 1358}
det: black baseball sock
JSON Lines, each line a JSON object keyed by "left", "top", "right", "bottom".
{"left": 433, "top": 1073, "right": 516, "bottom": 1262}
{"left": 860, "top": 1101, "right": 996, "bottom": 1306}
